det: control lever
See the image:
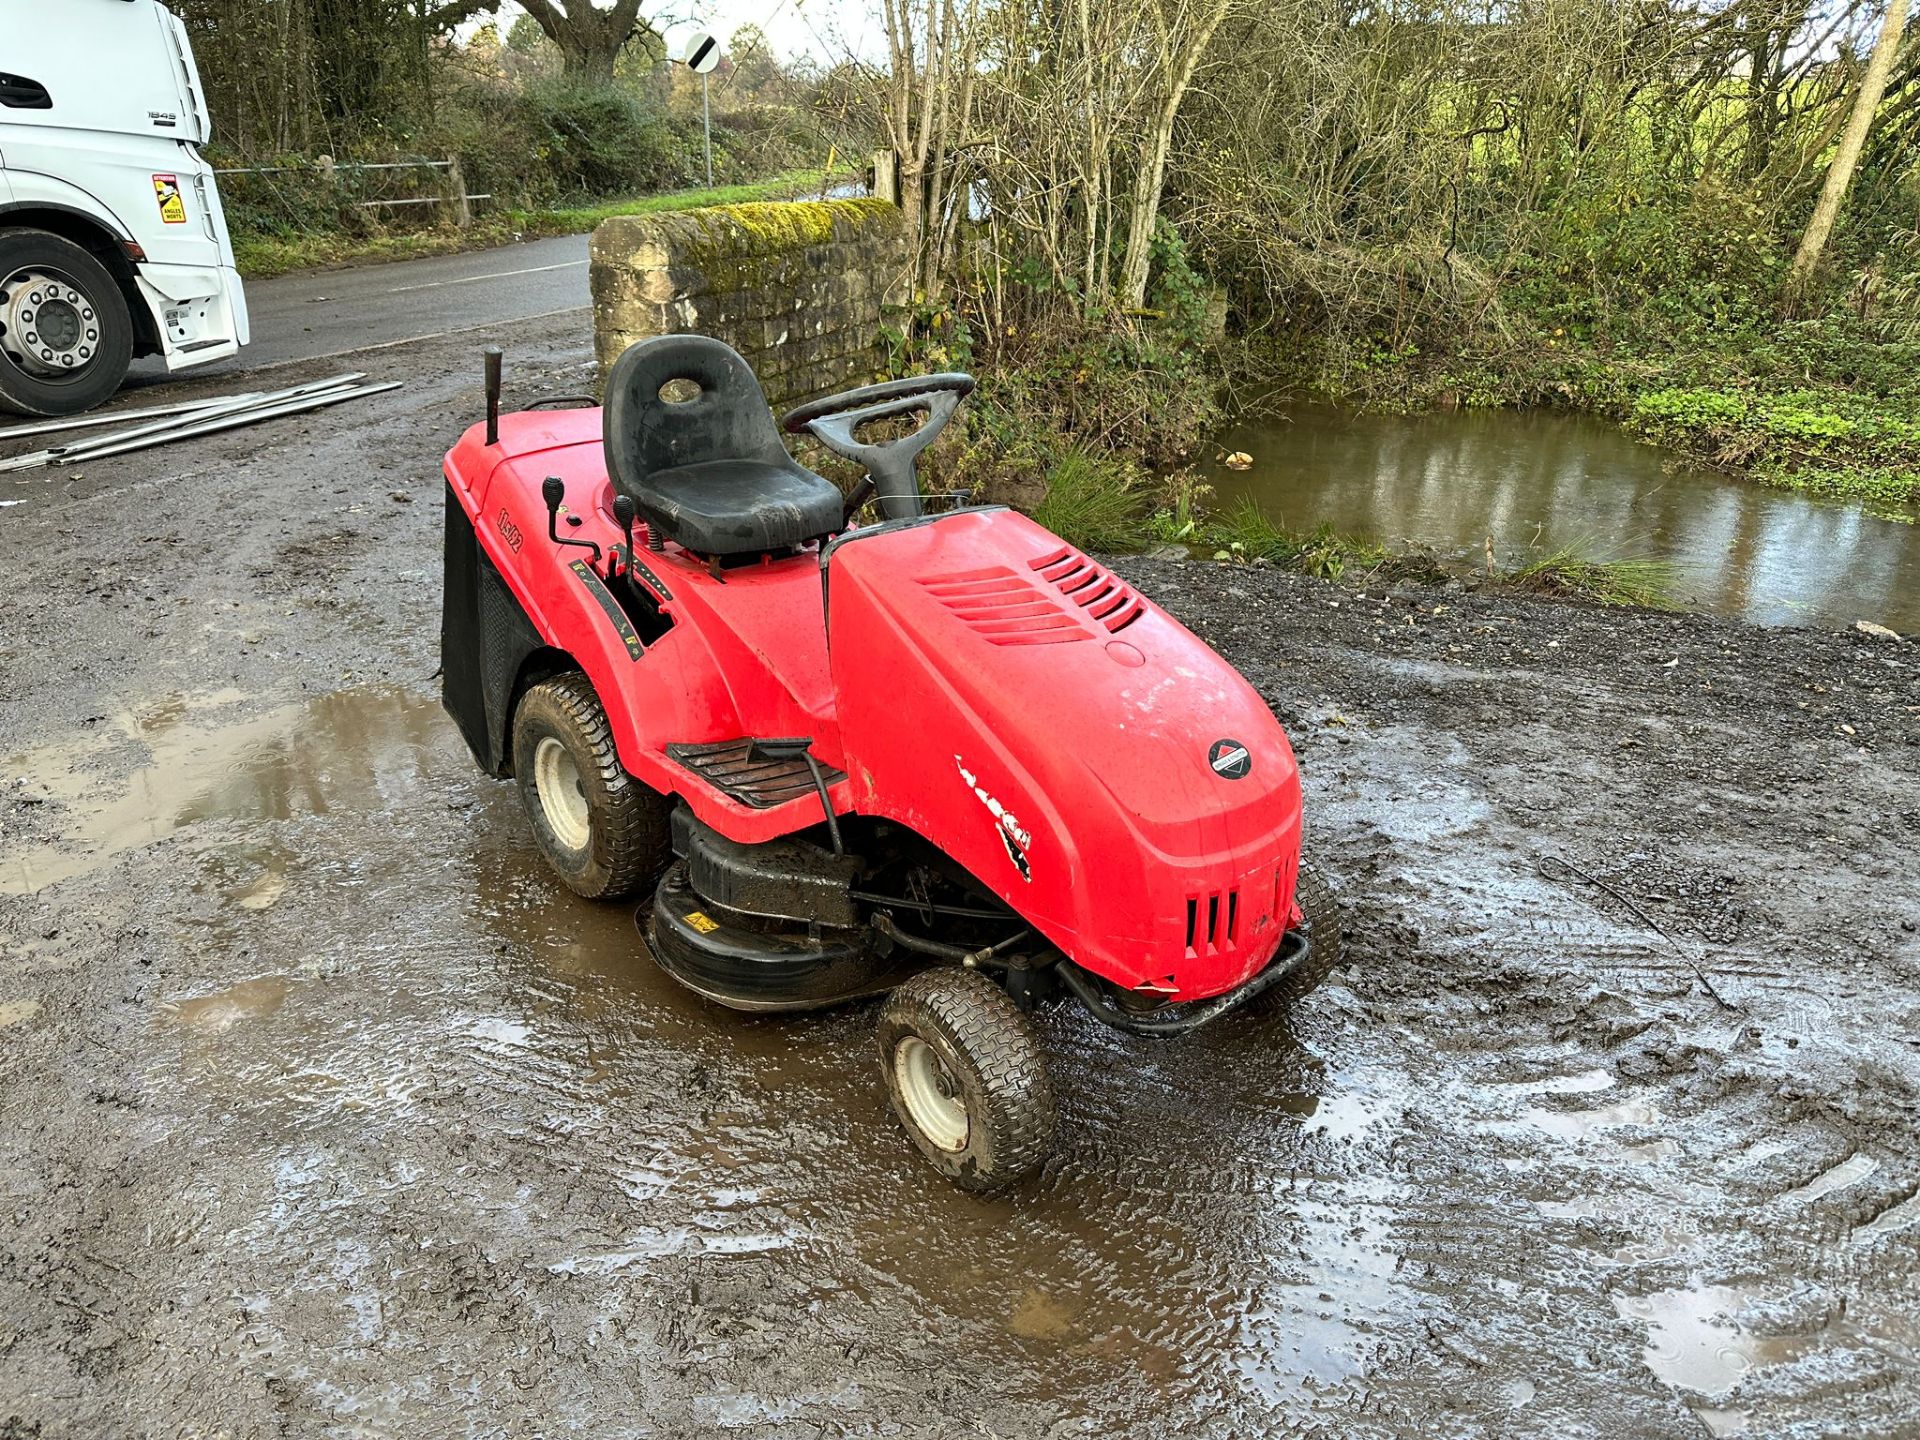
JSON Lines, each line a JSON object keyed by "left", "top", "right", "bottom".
{"left": 542, "top": 476, "right": 601, "bottom": 566}
{"left": 483, "top": 346, "right": 502, "bottom": 446}
{"left": 612, "top": 494, "right": 639, "bottom": 579}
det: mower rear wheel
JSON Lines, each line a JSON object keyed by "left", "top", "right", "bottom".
{"left": 876, "top": 968, "right": 1057, "bottom": 1193}
{"left": 1250, "top": 864, "right": 1344, "bottom": 1017}
{"left": 512, "top": 673, "right": 670, "bottom": 900}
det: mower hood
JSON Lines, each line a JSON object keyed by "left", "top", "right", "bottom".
{"left": 826, "top": 510, "right": 1303, "bottom": 1000}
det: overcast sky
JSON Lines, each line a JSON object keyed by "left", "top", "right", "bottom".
{"left": 491, "top": 0, "right": 879, "bottom": 66}
{"left": 669, "top": 0, "right": 876, "bottom": 63}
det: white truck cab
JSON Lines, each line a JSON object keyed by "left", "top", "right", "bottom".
{"left": 0, "top": 0, "right": 247, "bottom": 415}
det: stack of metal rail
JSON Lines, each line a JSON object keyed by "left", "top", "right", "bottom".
{"left": 0, "top": 373, "right": 401, "bottom": 474}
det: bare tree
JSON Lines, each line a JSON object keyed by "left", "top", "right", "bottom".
{"left": 1786, "top": 0, "right": 1912, "bottom": 298}
{"left": 1117, "top": 0, "right": 1233, "bottom": 309}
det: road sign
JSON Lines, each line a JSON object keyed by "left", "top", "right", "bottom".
{"left": 682, "top": 34, "right": 723, "bottom": 186}
{"left": 684, "top": 32, "right": 721, "bottom": 74}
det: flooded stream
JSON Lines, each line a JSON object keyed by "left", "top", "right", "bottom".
{"left": 1204, "top": 404, "right": 1920, "bottom": 632}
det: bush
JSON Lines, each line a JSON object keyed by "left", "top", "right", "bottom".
{"left": 511, "top": 77, "right": 700, "bottom": 202}
{"left": 431, "top": 74, "right": 714, "bottom": 209}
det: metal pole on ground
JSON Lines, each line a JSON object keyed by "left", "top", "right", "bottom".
{"left": 703, "top": 73, "right": 713, "bottom": 188}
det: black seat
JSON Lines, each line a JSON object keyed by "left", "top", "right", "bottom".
{"left": 602, "top": 336, "right": 844, "bottom": 557}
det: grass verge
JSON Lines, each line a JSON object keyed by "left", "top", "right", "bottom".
{"left": 1626, "top": 386, "right": 1920, "bottom": 520}
{"left": 231, "top": 168, "right": 852, "bottom": 279}
{"left": 1505, "top": 548, "right": 1676, "bottom": 608}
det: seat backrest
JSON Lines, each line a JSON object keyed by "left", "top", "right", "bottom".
{"left": 603, "top": 335, "right": 790, "bottom": 498}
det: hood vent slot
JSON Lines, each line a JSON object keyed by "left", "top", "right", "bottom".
{"left": 1184, "top": 887, "right": 1241, "bottom": 957}
{"left": 1030, "top": 547, "right": 1146, "bottom": 633}
{"left": 919, "top": 566, "right": 1089, "bottom": 645}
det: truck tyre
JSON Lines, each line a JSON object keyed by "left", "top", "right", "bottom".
{"left": 876, "top": 968, "right": 1057, "bottom": 1193}
{"left": 512, "top": 672, "right": 671, "bottom": 900}
{"left": 0, "top": 230, "right": 135, "bottom": 418}
{"left": 1248, "top": 864, "right": 1344, "bottom": 1019}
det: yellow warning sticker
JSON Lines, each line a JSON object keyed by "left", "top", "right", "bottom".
{"left": 153, "top": 174, "right": 186, "bottom": 224}
{"left": 684, "top": 911, "right": 720, "bottom": 934}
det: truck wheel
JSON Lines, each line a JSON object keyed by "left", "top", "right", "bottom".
{"left": 0, "top": 230, "right": 134, "bottom": 418}
{"left": 512, "top": 672, "right": 670, "bottom": 900}
{"left": 876, "top": 968, "right": 1057, "bottom": 1193}
{"left": 1249, "top": 863, "right": 1344, "bottom": 1017}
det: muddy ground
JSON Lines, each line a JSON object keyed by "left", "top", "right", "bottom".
{"left": 2, "top": 312, "right": 1917, "bottom": 1438}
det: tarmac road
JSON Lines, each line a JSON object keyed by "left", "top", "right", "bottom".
{"left": 128, "top": 233, "right": 591, "bottom": 384}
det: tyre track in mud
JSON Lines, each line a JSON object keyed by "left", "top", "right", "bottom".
{"left": 1138, "top": 561, "right": 1920, "bottom": 1437}
{"left": 1, "top": 320, "right": 1917, "bottom": 1436}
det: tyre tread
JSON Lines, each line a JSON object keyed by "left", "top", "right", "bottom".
{"left": 1270, "top": 864, "right": 1343, "bottom": 1007}
{"left": 878, "top": 968, "right": 1057, "bottom": 1192}
{"left": 514, "top": 671, "right": 670, "bottom": 899}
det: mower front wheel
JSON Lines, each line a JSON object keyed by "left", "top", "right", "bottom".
{"left": 512, "top": 673, "right": 670, "bottom": 900}
{"left": 875, "top": 968, "right": 1057, "bottom": 1193}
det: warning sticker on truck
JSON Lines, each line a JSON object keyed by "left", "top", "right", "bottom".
{"left": 153, "top": 175, "right": 186, "bottom": 224}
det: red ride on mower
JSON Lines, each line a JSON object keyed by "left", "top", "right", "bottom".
{"left": 440, "top": 336, "right": 1340, "bottom": 1191}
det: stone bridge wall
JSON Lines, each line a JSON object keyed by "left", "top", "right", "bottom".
{"left": 588, "top": 198, "right": 909, "bottom": 409}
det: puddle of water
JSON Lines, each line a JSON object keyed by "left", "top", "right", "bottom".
{"left": 1620, "top": 1138, "right": 1683, "bottom": 1165}
{"left": 1279, "top": 1087, "right": 1382, "bottom": 1141}
{"left": 161, "top": 976, "right": 294, "bottom": 1033}
{"left": 234, "top": 866, "right": 289, "bottom": 912}
{"left": 1781, "top": 1152, "right": 1880, "bottom": 1204}
{"left": 1007, "top": 1287, "right": 1079, "bottom": 1340}
{"left": 1500, "top": 1067, "right": 1615, "bottom": 1095}
{"left": 1526, "top": 1099, "right": 1661, "bottom": 1139}
{"left": 1612, "top": 1282, "right": 1803, "bottom": 1400}
{"left": 1694, "top": 1405, "right": 1753, "bottom": 1437}
{"left": 1735, "top": 1137, "right": 1797, "bottom": 1169}
{"left": 1609, "top": 1227, "right": 1692, "bottom": 1265}
{"left": 1206, "top": 403, "right": 1920, "bottom": 631}
{"left": 1, "top": 686, "right": 447, "bottom": 895}
{"left": 547, "top": 1223, "right": 796, "bottom": 1273}
{"left": 1230, "top": 1179, "right": 1405, "bottom": 1392}
{"left": 1852, "top": 1190, "right": 1920, "bottom": 1244}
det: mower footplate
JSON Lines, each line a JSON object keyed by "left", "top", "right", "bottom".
{"left": 646, "top": 863, "right": 905, "bottom": 1012}
{"left": 667, "top": 739, "right": 847, "bottom": 809}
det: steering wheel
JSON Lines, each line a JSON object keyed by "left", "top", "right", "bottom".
{"left": 779, "top": 373, "right": 974, "bottom": 522}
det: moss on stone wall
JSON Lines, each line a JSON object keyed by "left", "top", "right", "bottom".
{"left": 596, "top": 198, "right": 901, "bottom": 290}
{"left": 588, "top": 196, "right": 910, "bottom": 408}
{"left": 678, "top": 198, "right": 897, "bottom": 259}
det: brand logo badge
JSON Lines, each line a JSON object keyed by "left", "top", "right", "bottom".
{"left": 1208, "top": 739, "right": 1251, "bottom": 779}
